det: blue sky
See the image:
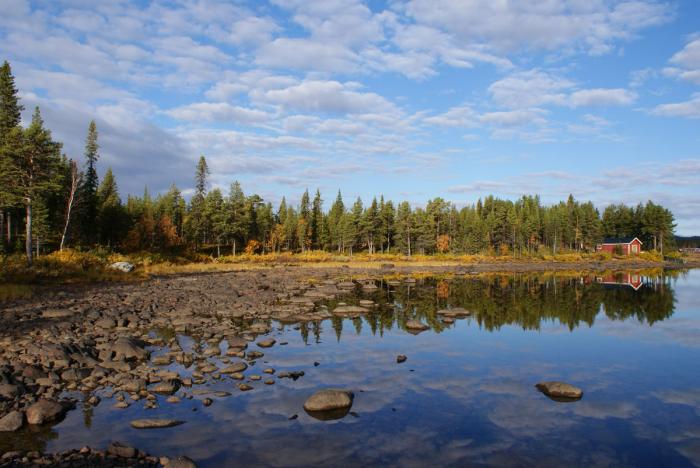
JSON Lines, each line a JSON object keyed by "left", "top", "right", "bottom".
{"left": 1, "top": 0, "right": 699, "bottom": 233}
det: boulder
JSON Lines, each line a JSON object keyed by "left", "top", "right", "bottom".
{"left": 26, "top": 399, "right": 66, "bottom": 425}
{"left": 0, "top": 411, "right": 24, "bottom": 432}
{"left": 303, "top": 389, "right": 354, "bottom": 420}
{"left": 535, "top": 381, "right": 583, "bottom": 401}
{"left": 130, "top": 419, "right": 185, "bottom": 429}
{"left": 103, "top": 337, "right": 149, "bottom": 362}
{"left": 110, "top": 262, "right": 135, "bottom": 273}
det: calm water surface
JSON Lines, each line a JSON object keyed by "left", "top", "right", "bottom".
{"left": 6, "top": 270, "right": 700, "bottom": 467}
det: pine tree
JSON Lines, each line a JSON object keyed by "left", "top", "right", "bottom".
{"left": 4, "top": 108, "right": 62, "bottom": 264}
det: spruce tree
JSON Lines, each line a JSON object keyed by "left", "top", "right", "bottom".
{"left": 0, "top": 61, "right": 23, "bottom": 141}
{"left": 78, "top": 120, "right": 99, "bottom": 244}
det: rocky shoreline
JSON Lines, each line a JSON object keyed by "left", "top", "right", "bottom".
{"left": 0, "top": 262, "right": 692, "bottom": 464}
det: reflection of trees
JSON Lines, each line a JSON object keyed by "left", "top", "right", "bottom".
{"left": 321, "top": 273, "right": 677, "bottom": 337}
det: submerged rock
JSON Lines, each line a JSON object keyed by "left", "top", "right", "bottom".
{"left": 535, "top": 381, "right": 583, "bottom": 401}
{"left": 130, "top": 419, "right": 185, "bottom": 429}
{"left": 396, "top": 355, "right": 407, "bottom": 363}
{"left": 303, "top": 389, "right": 354, "bottom": 420}
{"left": 107, "top": 441, "right": 137, "bottom": 458}
{"left": 164, "top": 455, "right": 198, "bottom": 468}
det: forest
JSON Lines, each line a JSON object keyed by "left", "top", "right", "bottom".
{"left": 0, "top": 61, "right": 678, "bottom": 265}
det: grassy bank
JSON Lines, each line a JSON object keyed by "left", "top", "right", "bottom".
{"left": 1, "top": 248, "right": 680, "bottom": 283}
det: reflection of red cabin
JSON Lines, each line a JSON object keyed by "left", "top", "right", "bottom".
{"left": 597, "top": 273, "right": 644, "bottom": 290}
{"left": 596, "top": 237, "right": 643, "bottom": 255}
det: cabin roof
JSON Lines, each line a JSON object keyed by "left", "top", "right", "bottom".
{"left": 601, "top": 237, "right": 643, "bottom": 245}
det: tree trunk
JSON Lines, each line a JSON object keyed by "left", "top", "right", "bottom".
{"left": 25, "top": 200, "right": 32, "bottom": 266}
{"left": 0, "top": 211, "right": 4, "bottom": 250}
{"left": 60, "top": 161, "right": 79, "bottom": 251}
{"left": 233, "top": 239, "right": 236, "bottom": 256}
{"left": 217, "top": 239, "right": 221, "bottom": 257}
{"left": 6, "top": 211, "right": 11, "bottom": 245}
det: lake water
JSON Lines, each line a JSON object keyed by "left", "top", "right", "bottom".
{"left": 5, "top": 270, "right": 700, "bottom": 467}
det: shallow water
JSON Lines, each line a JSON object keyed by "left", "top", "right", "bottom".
{"left": 6, "top": 270, "right": 700, "bottom": 467}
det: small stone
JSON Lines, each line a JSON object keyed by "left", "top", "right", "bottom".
{"left": 397, "top": 355, "right": 407, "bottom": 363}
{"left": 535, "top": 381, "right": 583, "bottom": 401}
{"left": 257, "top": 338, "right": 276, "bottom": 348}
{"left": 238, "top": 384, "right": 253, "bottom": 391}
{"left": 202, "top": 398, "right": 213, "bottom": 407}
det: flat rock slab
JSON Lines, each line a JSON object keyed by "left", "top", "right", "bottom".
{"left": 536, "top": 381, "right": 583, "bottom": 401}
{"left": 130, "top": 419, "right": 185, "bottom": 429}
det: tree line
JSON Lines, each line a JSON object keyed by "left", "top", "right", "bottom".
{"left": 0, "top": 60, "right": 677, "bottom": 264}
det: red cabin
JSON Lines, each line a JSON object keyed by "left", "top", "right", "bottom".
{"left": 596, "top": 237, "right": 643, "bottom": 255}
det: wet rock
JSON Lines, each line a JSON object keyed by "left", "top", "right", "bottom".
{"left": 202, "top": 398, "right": 213, "bottom": 407}
{"left": 130, "top": 418, "right": 185, "bottom": 429}
{"left": 333, "top": 305, "right": 369, "bottom": 317}
{"left": 164, "top": 455, "right": 198, "bottom": 468}
{"left": 107, "top": 441, "right": 137, "bottom": 458}
{"left": 535, "top": 381, "right": 583, "bottom": 401}
{"left": 151, "top": 380, "right": 180, "bottom": 395}
{"left": 397, "top": 355, "right": 407, "bottom": 363}
{"left": 278, "top": 371, "right": 305, "bottom": 380}
{"left": 220, "top": 362, "right": 247, "bottom": 374}
{"left": 437, "top": 307, "right": 471, "bottom": 318}
{"left": 0, "top": 411, "right": 24, "bottom": 432}
{"left": 257, "top": 338, "right": 276, "bottom": 348}
{"left": 103, "top": 337, "right": 149, "bottom": 362}
{"left": 238, "top": 384, "right": 253, "bottom": 391}
{"left": 26, "top": 399, "right": 66, "bottom": 425}
{"left": 303, "top": 389, "right": 354, "bottom": 421}
{"left": 0, "top": 383, "right": 22, "bottom": 399}
{"left": 405, "top": 320, "right": 429, "bottom": 332}
{"left": 110, "top": 261, "right": 135, "bottom": 273}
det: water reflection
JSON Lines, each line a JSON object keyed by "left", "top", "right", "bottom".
{"left": 4, "top": 270, "right": 698, "bottom": 468}
{"left": 316, "top": 271, "right": 679, "bottom": 342}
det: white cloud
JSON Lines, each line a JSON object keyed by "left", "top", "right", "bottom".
{"left": 664, "top": 38, "right": 700, "bottom": 85}
{"left": 569, "top": 88, "right": 637, "bottom": 107}
{"left": 489, "top": 70, "right": 573, "bottom": 108}
{"left": 256, "top": 38, "right": 360, "bottom": 73}
{"left": 403, "top": 0, "right": 672, "bottom": 55}
{"left": 651, "top": 93, "right": 700, "bottom": 119}
{"left": 253, "top": 79, "right": 397, "bottom": 115}
{"left": 166, "top": 103, "right": 274, "bottom": 124}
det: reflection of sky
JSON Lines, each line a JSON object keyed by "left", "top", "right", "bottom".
{"left": 33, "top": 271, "right": 700, "bottom": 467}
